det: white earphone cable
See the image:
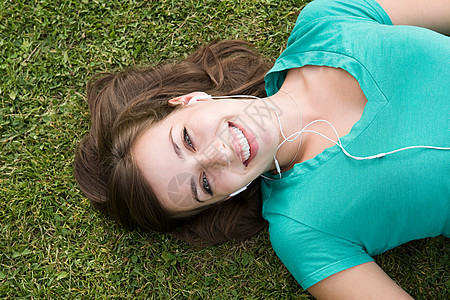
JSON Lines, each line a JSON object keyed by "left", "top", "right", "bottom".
{"left": 198, "top": 94, "right": 450, "bottom": 184}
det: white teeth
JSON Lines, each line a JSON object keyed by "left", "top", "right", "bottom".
{"left": 232, "top": 126, "right": 250, "bottom": 162}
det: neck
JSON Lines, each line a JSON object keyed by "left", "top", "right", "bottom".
{"left": 263, "top": 87, "right": 312, "bottom": 172}
{"left": 264, "top": 66, "right": 369, "bottom": 174}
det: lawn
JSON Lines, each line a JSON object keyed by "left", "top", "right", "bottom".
{"left": 0, "top": 0, "right": 448, "bottom": 298}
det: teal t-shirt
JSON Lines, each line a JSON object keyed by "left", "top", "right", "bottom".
{"left": 262, "top": 0, "right": 450, "bottom": 290}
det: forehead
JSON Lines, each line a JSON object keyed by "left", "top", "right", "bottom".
{"left": 132, "top": 114, "right": 199, "bottom": 212}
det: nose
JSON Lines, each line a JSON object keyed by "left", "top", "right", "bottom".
{"left": 196, "top": 140, "right": 232, "bottom": 168}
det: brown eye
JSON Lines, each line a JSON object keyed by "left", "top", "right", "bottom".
{"left": 202, "top": 172, "right": 213, "bottom": 196}
{"left": 183, "top": 127, "right": 194, "bottom": 149}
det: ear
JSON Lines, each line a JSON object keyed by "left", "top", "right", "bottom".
{"left": 168, "top": 92, "right": 211, "bottom": 107}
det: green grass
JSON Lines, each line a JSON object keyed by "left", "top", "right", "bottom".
{"left": 0, "top": 0, "right": 448, "bottom": 298}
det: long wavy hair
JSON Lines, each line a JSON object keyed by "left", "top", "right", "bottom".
{"left": 75, "top": 40, "right": 271, "bottom": 245}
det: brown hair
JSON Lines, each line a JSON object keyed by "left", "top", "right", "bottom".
{"left": 75, "top": 40, "right": 271, "bottom": 245}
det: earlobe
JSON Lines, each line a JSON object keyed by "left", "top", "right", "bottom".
{"left": 168, "top": 92, "right": 211, "bottom": 107}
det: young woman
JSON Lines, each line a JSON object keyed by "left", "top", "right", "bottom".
{"left": 75, "top": 0, "right": 450, "bottom": 298}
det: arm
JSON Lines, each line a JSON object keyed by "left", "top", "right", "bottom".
{"left": 307, "top": 262, "right": 414, "bottom": 300}
{"left": 376, "top": 0, "right": 450, "bottom": 35}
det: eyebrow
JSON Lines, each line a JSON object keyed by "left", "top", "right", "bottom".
{"left": 169, "top": 127, "right": 183, "bottom": 159}
{"left": 190, "top": 177, "right": 201, "bottom": 203}
{"left": 169, "top": 126, "right": 201, "bottom": 203}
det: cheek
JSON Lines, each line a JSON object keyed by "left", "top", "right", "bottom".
{"left": 196, "top": 114, "right": 222, "bottom": 131}
{"left": 207, "top": 167, "right": 227, "bottom": 187}
{"left": 208, "top": 168, "right": 249, "bottom": 196}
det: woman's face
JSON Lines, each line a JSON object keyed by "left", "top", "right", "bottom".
{"left": 132, "top": 94, "right": 280, "bottom": 213}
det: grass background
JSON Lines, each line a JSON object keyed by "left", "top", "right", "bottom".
{"left": 0, "top": 0, "right": 448, "bottom": 298}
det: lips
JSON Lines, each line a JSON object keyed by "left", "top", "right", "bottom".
{"left": 228, "top": 122, "right": 258, "bottom": 167}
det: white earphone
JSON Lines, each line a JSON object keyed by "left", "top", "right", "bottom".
{"left": 187, "top": 94, "right": 212, "bottom": 104}
{"left": 184, "top": 93, "right": 450, "bottom": 194}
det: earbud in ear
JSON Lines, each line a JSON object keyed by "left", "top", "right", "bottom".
{"left": 187, "top": 94, "right": 212, "bottom": 105}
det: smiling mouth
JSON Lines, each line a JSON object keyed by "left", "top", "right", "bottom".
{"left": 229, "top": 122, "right": 256, "bottom": 166}
{"left": 230, "top": 124, "right": 250, "bottom": 161}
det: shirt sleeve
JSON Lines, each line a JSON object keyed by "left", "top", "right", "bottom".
{"left": 267, "top": 213, "right": 374, "bottom": 290}
{"left": 265, "top": 0, "right": 392, "bottom": 96}
{"left": 295, "top": 0, "right": 392, "bottom": 28}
